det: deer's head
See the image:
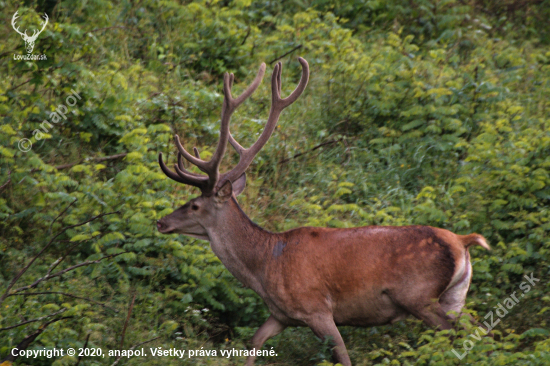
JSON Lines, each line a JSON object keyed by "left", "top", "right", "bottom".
{"left": 156, "top": 58, "right": 309, "bottom": 239}
{"left": 12, "top": 11, "right": 48, "bottom": 54}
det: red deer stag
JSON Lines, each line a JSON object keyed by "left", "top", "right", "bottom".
{"left": 156, "top": 57, "right": 490, "bottom": 366}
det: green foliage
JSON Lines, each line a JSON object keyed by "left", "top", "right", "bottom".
{"left": 1, "top": 0, "right": 549, "bottom": 365}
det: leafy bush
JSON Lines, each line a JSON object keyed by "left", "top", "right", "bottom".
{"left": 1, "top": 0, "right": 549, "bottom": 365}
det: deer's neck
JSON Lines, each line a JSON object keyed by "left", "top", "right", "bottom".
{"left": 205, "top": 197, "right": 275, "bottom": 293}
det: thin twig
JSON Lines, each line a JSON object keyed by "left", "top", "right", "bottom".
{"left": 269, "top": 45, "right": 303, "bottom": 65}
{"left": 0, "top": 178, "right": 10, "bottom": 192}
{"left": 278, "top": 139, "right": 342, "bottom": 164}
{"left": 75, "top": 333, "right": 91, "bottom": 366}
{"left": 119, "top": 291, "right": 137, "bottom": 348}
{"left": 240, "top": 26, "right": 251, "bottom": 46}
{"left": 0, "top": 170, "right": 11, "bottom": 192}
{"left": 48, "top": 199, "right": 77, "bottom": 234}
{"left": 45, "top": 257, "right": 63, "bottom": 278}
{"left": 0, "top": 210, "right": 120, "bottom": 305}
{"left": 86, "top": 26, "right": 131, "bottom": 34}
{"left": 49, "top": 153, "right": 128, "bottom": 171}
{"left": 47, "top": 238, "right": 89, "bottom": 275}
{"left": 94, "top": 153, "right": 129, "bottom": 163}
{"left": 0, "top": 316, "right": 72, "bottom": 364}
{"left": 10, "top": 251, "right": 129, "bottom": 294}
{"left": 9, "top": 292, "right": 118, "bottom": 313}
{"left": 0, "top": 308, "right": 67, "bottom": 331}
{"left": 48, "top": 244, "right": 77, "bottom": 275}
{"left": 0, "top": 49, "right": 18, "bottom": 59}
{"left": 110, "top": 336, "right": 161, "bottom": 366}
{"left": 7, "top": 78, "right": 32, "bottom": 93}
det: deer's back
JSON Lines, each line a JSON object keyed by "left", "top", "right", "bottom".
{"left": 261, "top": 225, "right": 466, "bottom": 326}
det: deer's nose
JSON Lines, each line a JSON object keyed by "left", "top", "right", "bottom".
{"left": 157, "top": 220, "right": 165, "bottom": 231}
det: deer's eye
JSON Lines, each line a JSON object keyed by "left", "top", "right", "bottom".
{"left": 191, "top": 204, "right": 199, "bottom": 211}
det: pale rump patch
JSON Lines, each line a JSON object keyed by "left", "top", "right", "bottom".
{"left": 439, "top": 251, "right": 472, "bottom": 319}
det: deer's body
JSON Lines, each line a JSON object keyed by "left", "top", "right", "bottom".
{"left": 156, "top": 58, "right": 489, "bottom": 365}
{"left": 200, "top": 196, "right": 485, "bottom": 326}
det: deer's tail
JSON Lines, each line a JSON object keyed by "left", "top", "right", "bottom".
{"left": 460, "top": 233, "right": 490, "bottom": 251}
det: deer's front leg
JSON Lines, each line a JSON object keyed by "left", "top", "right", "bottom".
{"left": 245, "top": 315, "right": 287, "bottom": 366}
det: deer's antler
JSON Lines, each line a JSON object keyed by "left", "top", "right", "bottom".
{"left": 159, "top": 58, "right": 309, "bottom": 195}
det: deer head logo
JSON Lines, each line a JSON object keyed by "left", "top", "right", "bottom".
{"left": 11, "top": 10, "right": 48, "bottom": 54}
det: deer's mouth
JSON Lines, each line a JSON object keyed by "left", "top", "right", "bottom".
{"left": 156, "top": 221, "right": 209, "bottom": 240}
{"left": 157, "top": 221, "right": 175, "bottom": 234}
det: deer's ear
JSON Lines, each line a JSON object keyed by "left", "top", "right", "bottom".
{"left": 216, "top": 180, "right": 233, "bottom": 202}
{"left": 232, "top": 173, "right": 247, "bottom": 196}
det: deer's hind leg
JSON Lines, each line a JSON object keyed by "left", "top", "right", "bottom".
{"left": 306, "top": 314, "right": 352, "bottom": 366}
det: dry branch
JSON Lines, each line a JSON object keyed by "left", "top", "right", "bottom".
{"left": 10, "top": 251, "right": 129, "bottom": 294}
{"left": 53, "top": 153, "right": 128, "bottom": 170}
{"left": 75, "top": 333, "right": 91, "bottom": 366}
{"left": 119, "top": 291, "right": 137, "bottom": 348}
{"left": 278, "top": 139, "right": 343, "bottom": 164}
{"left": 0, "top": 316, "right": 72, "bottom": 364}
{"left": 87, "top": 26, "right": 131, "bottom": 34}
{"left": 269, "top": 45, "right": 303, "bottom": 64}
{"left": 0, "top": 210, "right": 120, "bottom": 305}
{"left": 48, "top": 198, "right": 77, "bottom": 234}
{"left": 0, "top": 170, "right": 11, "bottom": 192}
{"left": 9, "top": 291, "right": 118, "bottom": 313}
{"left": 110, "top": 336, "right": 160, "bottom": 366}
{"left": 0, "top": 308, "right": 67, "bottom": 331}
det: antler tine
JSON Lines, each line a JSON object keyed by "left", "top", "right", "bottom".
{"left": 228, "top": 133, "right": 245, "bottom": 154}
{"left": 226, "top": 61, "right": 284, "bottom": 153}
{"left": 173, "top": 135, "right": 208, "bottom": 169}
{"left": 158, "top": 152, "right": 203, "bottom": 186}
{"left": 178, "top": 153, "right": 207, "bottom": 177}
{"left": 209, "top": 64, "right": 266, "bottom": 160}
{"left": 221, "top": 57, "right": 309, "bottom": 186}
{"left": 226, "top": 62, "right": 284, "bottom": 159}
{"left": 278, "top": 57, "right": 309, "bottom": 107}
{"left": 189, "top": 148, "right": 209, "bottom": 173}
{"left": 159, "top": 63, "right": 266, "bottom": 194}
{"left": 174, "top": 163, "right": 210, "bottom": 184}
